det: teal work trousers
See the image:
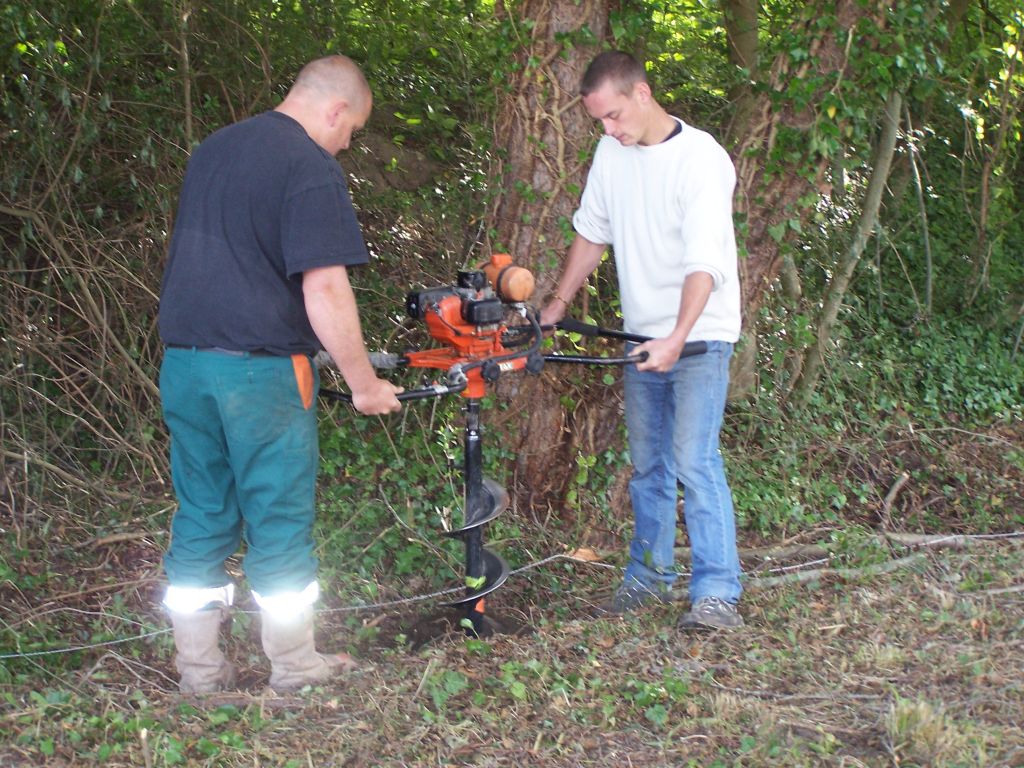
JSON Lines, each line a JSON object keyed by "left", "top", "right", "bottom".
{"left": 160, "top": 347, "right": 320, "bottom": 595}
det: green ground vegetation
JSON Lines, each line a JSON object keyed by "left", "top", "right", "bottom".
{"left": 2, "top": 1, "right": 1022, "bottom": 765}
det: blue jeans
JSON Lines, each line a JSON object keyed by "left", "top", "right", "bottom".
{"left": 622, "top": 341, "right": 742, "bottom": 603}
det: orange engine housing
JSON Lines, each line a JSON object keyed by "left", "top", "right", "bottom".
{"left": 404, "top": 293, "right": 527, "bottom": 398}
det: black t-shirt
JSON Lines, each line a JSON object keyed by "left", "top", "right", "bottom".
{"left": 159, "top": 111, "right": 369, "bottom": 355}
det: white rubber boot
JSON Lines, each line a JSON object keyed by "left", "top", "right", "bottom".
{"left": 169, "top": 607, "right": 236, "bottom": 693}
{"left": 260, "top": 606, "right": 356, "bottom": 691}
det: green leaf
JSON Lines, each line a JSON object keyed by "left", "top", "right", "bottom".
{"left": 645, "top": 704, "right": 669, "bottom": 727}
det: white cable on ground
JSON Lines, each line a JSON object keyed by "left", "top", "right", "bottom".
{"left": 0, "top": 628, "right": 172, "bottom": 661}
{"left": 2, "top": 530, "right": 1020, "bottom": 661}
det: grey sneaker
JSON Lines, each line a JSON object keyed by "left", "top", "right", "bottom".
{"left": 678, "top": 596, "right": 744, "bottom": 630}
{"left": 600, "top": 582, "right": 673, "bottom": 615}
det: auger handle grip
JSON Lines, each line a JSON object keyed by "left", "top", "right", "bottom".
{"left": 319, "top": 379, "right": 466, "bottom": 405}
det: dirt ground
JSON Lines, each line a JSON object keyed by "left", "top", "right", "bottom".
{"left": 2, "top": 422, "right": 1022, "bottom": 766}
{"left": 2, "top": 528, "right": 1022, "bottom": 767}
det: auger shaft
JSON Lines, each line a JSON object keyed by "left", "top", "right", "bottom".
{"left": 441, "top": 397, "right": 513, "bottom": 635}
{"left": 462, "top": 399, "right": 487, "bottom": 634}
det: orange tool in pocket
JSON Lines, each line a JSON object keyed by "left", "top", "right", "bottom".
{"left": 291, "top": 354, "right": 314, "bottom": 410}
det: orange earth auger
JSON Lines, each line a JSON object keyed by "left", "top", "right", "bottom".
{"left": 320, "top": 253, "right": 708, "bottom": 636}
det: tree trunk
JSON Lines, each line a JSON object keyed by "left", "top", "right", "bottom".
{"left": 790, "top": 90, "right": 904, "bottom": 406}
{"left": 732, "top": 0, "right": 890, "bottom": 318}
{"left": 966, "top": 21, "right": 1024, "bottom": 306}
{"left": 904, "top": 105, "right": 933, "bottom": 317}
{"left": 486, "top": 0, "right": 610, "bottom": 516}
{"left": 488, "top": 2, "right": 607, "bottom": 274}
{"left": 721, "top": 0, "right": 761, "bottom": 397}
{"left": 721, "top": 0, "right": 760, "bottom": 143}
{"left": 724, "top": 0, "right": 885, "bottom": 402}
{"left": 488, "top": 0, "right": 896, "bottom": 512}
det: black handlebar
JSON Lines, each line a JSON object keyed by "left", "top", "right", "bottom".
{"left": 554, "top": 316, "right": 651, "bottom": 344}
{"left": 545, "top": 318, "right": 708, "bottom": 362}
{"left": 318, "top": 314, "right": 708, "bottom": 407}
{"left": 542, "top": 340, "right": 706, "bottom": 366}
{"left": 542, "top": 353, "right": 648, "bottom": 365}
{"left": 319, "top": 380, "right": 466, "bottom": 405}
{"left": 320, "top": 369, "right": 468, "bottom": 405}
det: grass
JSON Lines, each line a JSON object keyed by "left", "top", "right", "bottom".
{"left": 2, "top": 530, "right": 1022, "bottom": 767}
{"left": 2, "top": 328, "right": 1021, "bottom": 766}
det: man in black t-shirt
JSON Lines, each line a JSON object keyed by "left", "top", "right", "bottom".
{"left": 158, "top": 55, "right": 403, "bottom": 693}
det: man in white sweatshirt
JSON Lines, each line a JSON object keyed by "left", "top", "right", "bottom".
{"left": 540, "top": 51, "right": 743, "bottom": 630}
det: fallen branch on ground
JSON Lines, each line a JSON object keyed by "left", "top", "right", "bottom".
{"left": 675, "top": 530, "right": 997, "bottom": 564}
{"left": 746, "top": 552, "right": 927, "bottom": 589}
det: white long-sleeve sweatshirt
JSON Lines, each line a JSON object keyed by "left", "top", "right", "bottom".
{"left": 572, "top": 118, "right": 741, "bottom": 342}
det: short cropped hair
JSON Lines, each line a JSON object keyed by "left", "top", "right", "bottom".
{"left": 292, "top": 55, "right": 370, "bottom": 106}
{"left": 580, "top": 51, "right": 648, "bottom": 96}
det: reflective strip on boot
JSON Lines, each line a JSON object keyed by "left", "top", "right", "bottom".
{"left": 163, "top": 583, "right": 235, "bottom": 614}
{"left": 251, "top": 580, "right": 318, "bottom": 621}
